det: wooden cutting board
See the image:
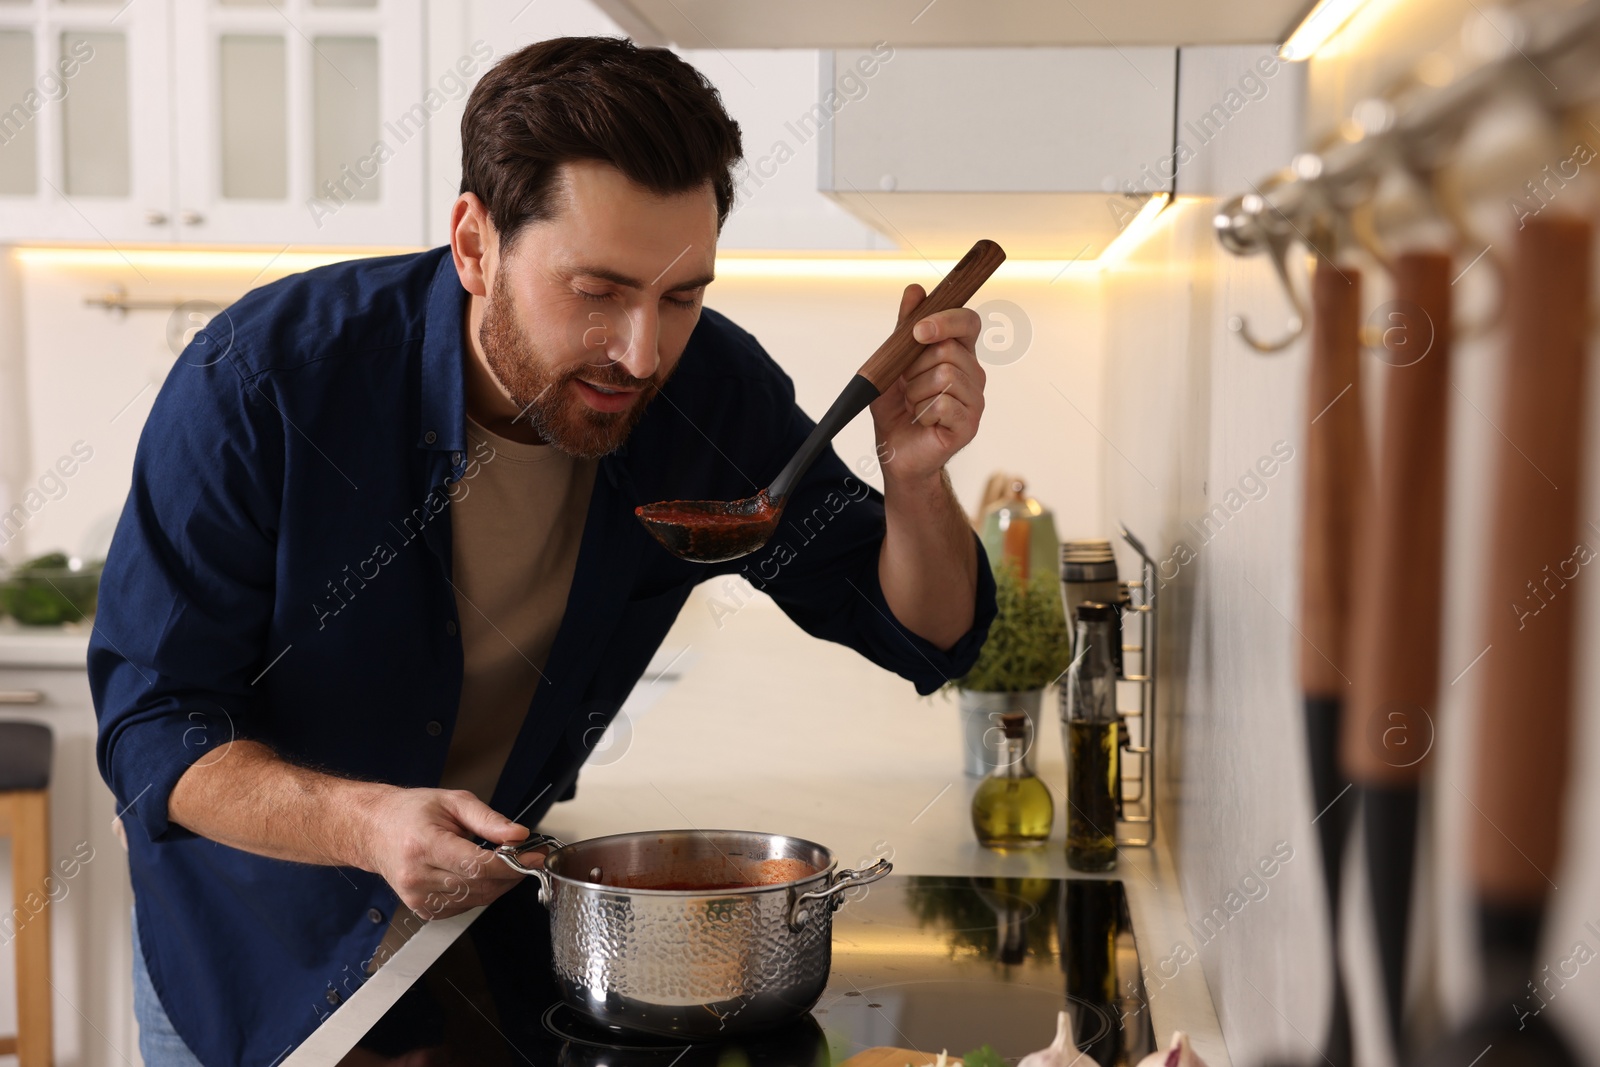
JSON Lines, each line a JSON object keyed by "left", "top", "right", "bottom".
{"left": 839, "top": 1049, "right": 935, "bottom": 1067}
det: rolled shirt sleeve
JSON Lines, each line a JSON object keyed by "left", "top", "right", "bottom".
{"left": 90, "top": 346, "right": 282, "bottom": 843}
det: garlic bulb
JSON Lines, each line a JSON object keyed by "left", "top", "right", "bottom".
{"left": 1136, "top": 1031, "right": 1208, "bottom": 1067}
{"left": 1018, "top": 1011, "right": 1075, "bottom": 1066}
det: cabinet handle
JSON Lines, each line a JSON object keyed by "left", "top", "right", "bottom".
{"left": 180, "top": 210, "right": 205, "bottom": 226}
{"left": 0, "top": 690, "right": 44, "bottom": 705}
{"left": 145, "top": 209, "right": 168, "bottom": 226}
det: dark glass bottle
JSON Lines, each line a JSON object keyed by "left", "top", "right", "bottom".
{"left": 1060, "top": 539, "right": 1124, "bottom": 679}
{"left": 1063, "top": 603, "right": 1119, "bottom": 872}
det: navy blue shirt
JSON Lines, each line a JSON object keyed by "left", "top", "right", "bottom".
{"left": 89, "top": 247, "right": 995, "bottom": 1066}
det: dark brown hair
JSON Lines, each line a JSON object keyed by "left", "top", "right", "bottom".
{"left": 460, "top": 37, "right": 743, "bottom": 247}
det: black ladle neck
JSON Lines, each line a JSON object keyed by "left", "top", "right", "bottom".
{"left": 766, "top": 375, "right": 881, "bottom": 506}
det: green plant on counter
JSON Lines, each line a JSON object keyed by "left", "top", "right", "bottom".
{"left": 951, "top": 559, "right": 1071, "bottom": 693}
{"left": 0, "top": 552, "right": 103, "bottom": 626}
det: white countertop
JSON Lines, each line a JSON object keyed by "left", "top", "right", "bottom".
{"left": 0, "top": 618, "right": 92, "bottom": 668}
{"left": 288, "top": 589, "right": 1230, "bottom": 1066}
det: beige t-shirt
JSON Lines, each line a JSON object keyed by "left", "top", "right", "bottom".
{"left": 440, "top": 417, "right": 597, "bottom": 802}
{"left": 370, "top": 416, "right": 595, "bottom": 972}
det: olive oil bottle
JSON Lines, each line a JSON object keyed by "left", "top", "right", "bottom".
{"left": 971, "top": 713, "right": 1054, "bottom": 850}
{"left": 1063, "top": 602, "right": 1119, "bottom": 871}
{"left": 1066, "top": 720, "right": 1119, "bottom": 869}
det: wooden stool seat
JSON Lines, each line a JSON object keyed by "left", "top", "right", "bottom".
{"left": 0, "top": 720, "right": 53, "bottom": 1067}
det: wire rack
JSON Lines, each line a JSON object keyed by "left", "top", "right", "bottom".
{"left": 1115, "top": 525, "right": 1158, "bottom": 847}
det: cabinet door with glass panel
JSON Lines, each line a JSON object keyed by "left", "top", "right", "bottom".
{"left": 0, "top": 0, "right": 175, "bottom": 243}
{"left": 169, "top": 0, "right": 422, "bottom": 246}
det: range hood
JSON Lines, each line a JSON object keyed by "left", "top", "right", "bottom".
{"left": 782, "top": 43, "right": 1306, "bottom": 260}
{"left": 813, "top": 47, "right": 1179, "bottom": 260}
{"left": 593, "top": 0, "right": 1309, "bottom": 48}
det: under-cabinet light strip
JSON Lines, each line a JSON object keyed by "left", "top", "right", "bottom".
{"left": 13, "top": 246, "right": 1118, "bottom": 280}
{"left": 1279, "top": 0, "right": 1372, "bottom": 60}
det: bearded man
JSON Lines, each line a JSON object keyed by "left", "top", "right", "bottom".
{"left": 90, "top": 35, "right": 995, "bottom": 1066}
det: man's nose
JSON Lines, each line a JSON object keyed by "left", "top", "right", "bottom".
{"left": 613, "top": 305, "right": 660, "bottom": 380}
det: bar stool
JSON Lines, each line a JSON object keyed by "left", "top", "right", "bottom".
{"left": 0, "top": 721, "right": 52, "bottom": 1067}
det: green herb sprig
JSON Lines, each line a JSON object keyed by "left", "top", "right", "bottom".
{"left": 952, "top": 559, "right": 1071, "bottom": 693}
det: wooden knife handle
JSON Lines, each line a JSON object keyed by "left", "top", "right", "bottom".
{"left": 1473, "top": 215, "right": 1592, "bottom": 906}
{"left": 1300, "top": 262, "right": 1368, "bottom": 698}
{"left": 857, "top": 239, "right": 1007, "bottom": 392}
{"left": 1343, "top": 252, "right": 1452, "bottom": 785}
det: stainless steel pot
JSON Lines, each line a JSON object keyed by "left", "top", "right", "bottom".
{"left": 493, "top": 829, "right": 890, "bottom": 1038}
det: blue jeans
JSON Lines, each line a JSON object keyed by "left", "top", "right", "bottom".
{"left": 132, "top": 906, "right": 207, "bottom": 1067}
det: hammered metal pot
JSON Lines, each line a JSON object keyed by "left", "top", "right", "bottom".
{"left": 494, "top": 829, "right": 890, "bottom": 1039}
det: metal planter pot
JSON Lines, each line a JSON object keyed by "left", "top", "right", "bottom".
{"left": 494, "top": 829, "right": 889, "bottom": 1038}
{"left": 958, "top": 688, "right": 1043, "bottom": 777}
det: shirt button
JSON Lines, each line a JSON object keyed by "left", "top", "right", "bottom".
{"left": 325, "top": 988, "right": 341, "bottom": 1006}
{"left": 445, "top": 619, "right": 457, "bottom": 636}
{"left": 426, "top": 720, "right": 442, "bottom": 737}
{"left": 451, "top": 451, "right": 462, "bottom": 465}
{"left": 367, "top": 907, "right": 384, "bottom": 924}
{"left": 424, "top": 430, "right": 437, "bottom": 445}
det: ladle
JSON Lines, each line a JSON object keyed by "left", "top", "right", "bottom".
{"left": 635, "top": 238, "right": 1007, "bottom": 562}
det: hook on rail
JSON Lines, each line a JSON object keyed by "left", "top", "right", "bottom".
{"left": 1215, "top": 193, "right": 1310, "bottom": 354}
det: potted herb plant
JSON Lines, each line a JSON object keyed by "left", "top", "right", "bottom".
{"left": 951, "top": 558, "right": 1072, "bottom": 777}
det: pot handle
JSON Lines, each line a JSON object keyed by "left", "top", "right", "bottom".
{"left": 789, "top": 859, "right": 892, "bottom": 929}
{"left": 491, "top": 833, "right": 565, "bottom": 905}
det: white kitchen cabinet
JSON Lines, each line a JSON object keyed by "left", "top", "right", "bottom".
{"left": 412, "top": 0, "right": 890, "bottom": 252}
{"left": 0, "top": 636, "right": 138, "bottom": 1067}
{"left": 0, "top": 0, "right": 174, "bottom": 245}
{"left": 0, "top": 0, "right": 425, "bottom": 248}
{"left": 170, "top": 0, "right": 425, "bottom": 246}
{"left": 1171, "top": 45, "right": 1305, "bottom": 197}
{"left": 676, "top": 48, "right": 891, "bottom": 252}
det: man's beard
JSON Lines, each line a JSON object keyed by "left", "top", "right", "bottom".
{"left": 477, "top": 271, "right": 667, "bottom": 459}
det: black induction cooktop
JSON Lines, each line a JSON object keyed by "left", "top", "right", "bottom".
{"left": 347, "top": 875, "right": 1156, "bottom": 1066}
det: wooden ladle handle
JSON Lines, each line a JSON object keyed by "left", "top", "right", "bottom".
{"left": 1343, "top": 252, "right": 1452, "bottom": 785}
{"left": 1473, "top": 214, "right": 1592, "bottom": 906}
{"left": 1300, "top": 262, "right": 1368, "bottom": 698}
{"left": 856, "top": 239, "right": 1007, "bottom": 391}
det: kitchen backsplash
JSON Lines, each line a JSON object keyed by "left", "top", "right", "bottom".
{"left": 0, "top": 248, "right": 1107, "bottom": 568}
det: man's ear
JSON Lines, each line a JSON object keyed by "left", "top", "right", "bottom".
{"left": 450, "top": 193, "right": 494, "bottom": 297}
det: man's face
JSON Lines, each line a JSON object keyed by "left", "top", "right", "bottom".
{"left": 477, "top": 160, "right": 719, "bottom": 458}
